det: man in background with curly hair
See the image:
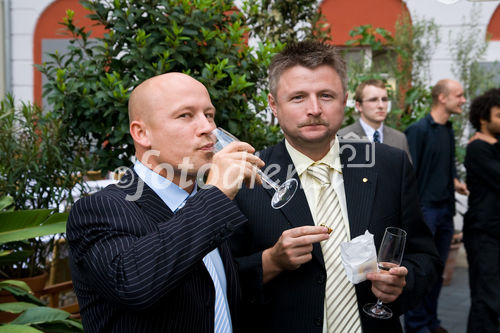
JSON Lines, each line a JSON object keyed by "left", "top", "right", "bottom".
{"left": 463, "top": 88, "right": 500, "bottom": 333}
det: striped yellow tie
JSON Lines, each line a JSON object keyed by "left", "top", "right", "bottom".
{"left": 307, "top": 163, "right": 362, "bottom": 333}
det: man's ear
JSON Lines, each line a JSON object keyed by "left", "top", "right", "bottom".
{"left": 268, "top": 93, "right": 278, "bottom": 118}
{"left": 438, "top": 93, "right": 447, "bottom": 104}
{"left": 479, "top": 118, "right": 489, "bottom": 130}
{"left": 130, "top": 120, "right": 151, "bottom": 148}
{"left": 355, "top": 100, "right": 362, "bottom": 113}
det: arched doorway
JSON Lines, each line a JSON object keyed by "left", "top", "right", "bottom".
{"left": 33, "top": 0, "right": 105, "bottom": 106}
{"left": 320, "top": 0, "right": 410, "bottom": 45}
{"left": 487, "top": 5, "right": 500, "bottom": 40}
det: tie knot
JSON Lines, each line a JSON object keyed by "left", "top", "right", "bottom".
{"left": 307, "top": 163, "right": 331, "bottom": 185}
{"left": 373, "top": 130, "right": 380, "bottom": 143}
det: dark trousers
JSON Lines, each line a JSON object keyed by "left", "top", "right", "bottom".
{"left": 463, "top": 230, "right": 500, "bottom": 333}
{"left": 405, "top": 205, "right": 454, "bottom": 333}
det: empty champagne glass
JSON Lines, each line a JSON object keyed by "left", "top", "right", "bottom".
{"left": 363, "top": 226, "right": 407, "bottom": 319}
{"left": 212, "top": 127, "right": 298, "bottom": 209}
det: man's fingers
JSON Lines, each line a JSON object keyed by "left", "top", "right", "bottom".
{"left": 294, "top": 233, "right": 330, "bottom": 246}
{"left": 284, "top": 225, "right": 330, "bottom": 238}
{"left": 223, "top": 141, "right": 255, "bottom": 154}
{"left": 389, "top": 266, "right": 408, "bottom": 276}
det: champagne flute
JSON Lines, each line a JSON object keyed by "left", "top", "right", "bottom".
{"left": 363, "top": 226, "right": 407, "bottom": 319}
{"left": 212, "top": 127, "right": 298, "bottom": 209}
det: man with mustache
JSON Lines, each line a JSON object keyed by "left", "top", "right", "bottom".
{"left": 67, "top": 73, "right": 264, "bottom": 332}
{"left": 229, "top": 41, "right": 440, "bottom": 333}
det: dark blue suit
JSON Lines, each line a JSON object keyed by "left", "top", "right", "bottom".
{"left": 230, "top": 140, "right": 441, "bottom": 333}
{"left": 67, "top": 168, "right": 246, "bottom": 332}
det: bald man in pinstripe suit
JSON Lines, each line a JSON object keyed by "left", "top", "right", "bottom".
{"left": 67, "top": 73, "right": 264, "bottom": 332}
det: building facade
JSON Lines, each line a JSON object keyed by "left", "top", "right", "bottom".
{"left": 2, "top": 0, "right": 500, "bottom": 104}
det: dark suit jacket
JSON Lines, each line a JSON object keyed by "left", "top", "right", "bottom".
{"left": 230, "top": 141, "right": 440, "bottom": 333}
{"left": 338, "top": 119, "right": 412, "bottom": 162}
{"left": 464, "top": 137, "right": 500, "bottom": 238}
{"left": 67, "top": 168, "right": 247, "bottom": 332}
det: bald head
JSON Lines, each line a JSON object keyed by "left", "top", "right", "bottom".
{"left": 128, "top": 72, "right": 209, "bottom": 125}
{"left": 430, "top": 79, "right": 466, "bottom": 121}
{"left": 431, "top": 79, "right": 460, "bottom": 106}
{"left": 128, "top": 72, "right": 216, "bottom": 172}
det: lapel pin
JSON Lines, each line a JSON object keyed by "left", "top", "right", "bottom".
{"left": 362, "top": 177, "right": 368, "bottom": 183}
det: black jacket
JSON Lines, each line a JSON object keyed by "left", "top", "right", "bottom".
{"left": 464, "top": 137, "right": 500, "bottom": 238}
{"left": 67, "top": 169, "right": 245, "bottom": 332}
{"left": 230, "top": 140, "right": 441, "bottom": 333}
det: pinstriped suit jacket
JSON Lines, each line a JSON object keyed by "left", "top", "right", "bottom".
{"left": 67, "top": 168, "right": 246, "bottom": 333}
{"left": 230, "top": 141, "right": 440, "bottom": 333}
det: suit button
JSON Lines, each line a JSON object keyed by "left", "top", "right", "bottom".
{"left": 225, "top": 222, "right": 236, "bottom": 231}
{"left": 314, "top": 316, "right": 322, "bottom": 327}
{"left": 317, "top": 274, "right": 326, "bottom": 284}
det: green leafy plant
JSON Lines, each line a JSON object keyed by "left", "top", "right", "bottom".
{"left": 449, "top": 5, "right": 500, "bottom": 171}
{"left": 241, "top": 0, "right": 331, "bottom": 45}
{"left": 0, "top": 202, "right": 67, "bottom": 279}
{"left": 344, "top": 15, "right": 440, "bottom": 131}
{"left": 38, "top": 0, "right": 282, "bottom": 172}
{"left": 0, "top": 280, "right": 82, "bottom": 332}
{"left": 0, "top": 95, "right": 90, "bottom": 211}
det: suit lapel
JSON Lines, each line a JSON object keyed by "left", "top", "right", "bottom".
{"left": 119, "top": 167, "right": 174, "bottom": 224}
{"left": 262, "top": 141, "right": 323, "bottom": 264}
{"left": 383, "top": 126, "right": 395, "bottom": 147}
{"left": 354, "top": 120, "right": 368, "bottom": 139}
{"left": 340, "top": 142, "right": 377, "bottom": 238}
{"left": 263, "top": 141, "right": 315, "bottom": 229}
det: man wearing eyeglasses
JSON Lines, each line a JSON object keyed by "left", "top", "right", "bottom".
{"left": 338, "top": 79, "right": 411, "bottom": 161}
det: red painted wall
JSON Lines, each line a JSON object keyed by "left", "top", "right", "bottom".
{"left": 487, "top": 5, "right": 500, "bottom": 41}
{"left": 33, "top": 0, "right": 105, "bottom": 105}
{"left": 320, "top": 0, "right": 410, "bottom": 45}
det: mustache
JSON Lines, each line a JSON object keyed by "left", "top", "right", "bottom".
{"left": 298, "top": 118, "right": 329, "bottom": 127}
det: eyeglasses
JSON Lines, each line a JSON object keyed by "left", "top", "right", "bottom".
{"left": 361, "top": 97, "right": 389, "bottom": 104}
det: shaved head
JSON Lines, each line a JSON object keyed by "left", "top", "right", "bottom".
{"left": 128, "top": 73, "right": 208, "bottom": 126}
{"left": 127, "top": 72, "right": 216, "bottom": 185}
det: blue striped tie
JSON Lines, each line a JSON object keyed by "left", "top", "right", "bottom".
{"left": 373, "top": 130, "right": 380, "bottom": 143}
{"left": 203, "top": 254, "right": 232, "bottom": 333}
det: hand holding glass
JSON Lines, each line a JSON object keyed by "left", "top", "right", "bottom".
{"left": 363, "top": 226, "right": 407, "bottom": 319}
{"left": 212, "top": 127, "right": 298, "bottom": 209}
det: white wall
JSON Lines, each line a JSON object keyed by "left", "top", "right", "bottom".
{"left": 10, "top": 0, "right": 52, "bottom": 102}
{"left": 405, "top": 0, "right": 500, "bottom": 84}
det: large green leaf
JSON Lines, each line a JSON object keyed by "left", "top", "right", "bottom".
{"left": 0, "top": 210, "right": 53, "bottom": 232}
{"left": 0, "top": 285, "right": 45, "bottom": 306}
{"left": 0, "top": 325, "right": 43, "bottom": 333}
{"left": 0, "top": 221, "right": 67, "bottom": 244}
{"left": 0, "top": 250, "right": 33, "bottom": 265}
{"left": 10, "top": 307, "right": 70, "bottom": 325}
{"left": 0, "top": 196, "right": 14, "bottom": 211}
{"left": 0, "top": 280, "right": 31, "bottom": 292}
{"left": 0, "top": 302, "right": 37, "bottom": 313}
{"left": 36, "top": 319, "right": 84, "bottom": 332}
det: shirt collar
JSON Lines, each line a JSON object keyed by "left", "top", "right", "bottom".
{"left": 359, "top": 118, "right": 384, "bottom": 142}
{"left": 427, "top": 113, "right": 452, "bottom": 128}
{"left": 133, "top": 160, "right": 196, "bottom": 212}
{"left": 285, "top": 137, "right": 343, "bottom": 176}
